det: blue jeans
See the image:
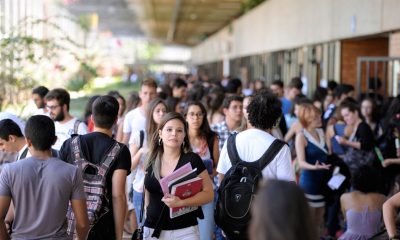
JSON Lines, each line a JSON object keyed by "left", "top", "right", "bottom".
{"left": 213, "top": 189, "right": 226, "bottom": 240}
{"left": 133, "top": 190, "right": 144, "bottom": 225}
{"left": 198, "top": 201, "right": 215, "bottom": 240}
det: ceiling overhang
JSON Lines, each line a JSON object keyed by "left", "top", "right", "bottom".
{"left": 131, "top": 0, "right": 245, "bottom": 46}
{"left": 65, "top": 0, "right": 246, "bottom": 46}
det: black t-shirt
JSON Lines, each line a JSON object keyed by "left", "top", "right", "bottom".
{"left": 144, "top": 152, "right": 206, "bottom": 230}
{"left": 59, "top": 132, "right": 131, "bottom": 238}
{"left": 355, "top": 121, "right": 375, "bottom": 151}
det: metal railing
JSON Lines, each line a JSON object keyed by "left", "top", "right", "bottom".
{"left": 357, "top": 57, "right": 400, "bottom": 97}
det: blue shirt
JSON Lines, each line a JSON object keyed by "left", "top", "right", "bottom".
{"left": 281, "top": 97, "right": 292, "bottom": 115}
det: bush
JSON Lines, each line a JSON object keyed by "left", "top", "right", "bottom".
{"left": 67, "top": 76, "right": 87, "bottom": 91}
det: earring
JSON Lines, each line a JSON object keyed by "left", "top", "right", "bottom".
{"left": 182, "top": 141, "right": 185, "bottom": 148}
{"left": 158, "top": 138, "right": 162, "bottom": 146}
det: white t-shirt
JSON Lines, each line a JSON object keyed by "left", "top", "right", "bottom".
{"left": 130, "top": 130, "right": 147, "bottom": 192}
{"left": 124, "top": 107, "right": 146, "bottom": 141}
{"left": 34, "top": 108, "right": 49, "bottom": 116}
{"left": 53, "top": 118, "right": 88, "bottom": 150}
{"left": 217, "top": 128, "right": 295, "bottom": 181}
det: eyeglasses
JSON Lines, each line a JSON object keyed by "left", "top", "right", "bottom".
{"left": 187, "top": 112, "right": 204, "bottom": 118}
{"left": 46, "top": 105, "right": 61, "bottom": 110}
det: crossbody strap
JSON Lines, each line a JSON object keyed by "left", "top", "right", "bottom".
{"left": 139, "top": 130, "right": 145, "bottom": 149}
{"left": 139, "top": 190, "right": 145, "bottom": 224}
{"left": 19, "top": 147, "right": 29, "bottom": 160}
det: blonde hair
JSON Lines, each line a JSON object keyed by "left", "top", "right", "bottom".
{"left": 297, "top": 103, "right": 321, "bottom": 128}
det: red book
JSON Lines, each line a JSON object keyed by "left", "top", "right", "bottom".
{"left": 159, "top": 163, "right": 192, "bottom": 194}
{"left": 169, "top": 177, "right": 203, "bottom": 218}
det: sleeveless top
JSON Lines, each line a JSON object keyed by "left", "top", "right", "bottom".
{"left": 192, "top": 137, "right": 213, "bottom": 175}
{"left": 339, "top": 206, "right": 382, "bottom": 240}
{"left": 299, "top": 129, "right": 328, "bottom": 195}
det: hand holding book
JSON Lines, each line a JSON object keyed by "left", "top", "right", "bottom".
{"left": 159, "top": 162, "right": 203, "bottom": 218}
{"left": 161, "top": 193, "right": 183, "bottom": 208}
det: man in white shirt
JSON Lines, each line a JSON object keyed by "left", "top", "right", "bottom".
{"left": 122, "top": 78, "right": 157, "bottom": 145}
{"left": 217, "top": 90, "right": 295, "bottom": 182}
{"left": 45, "top": 88, "right": 88, "bottom": 150}
{"left": 32, "top": 86, "right": 50, "bottom": 116}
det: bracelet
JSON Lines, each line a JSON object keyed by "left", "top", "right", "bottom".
{"left": 389, "top": 236, "right": 400, "bottom": 240}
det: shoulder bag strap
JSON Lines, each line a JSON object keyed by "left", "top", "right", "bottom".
{"left": 139, "top": 130, "right": 145, "bottom": 149}
{"left": 257, "top": 139, "right": 286, "bottom": 169}
{"left": 227, "top": 133, "right": 241, "bottom": 166}
{"left": 139, "top": 189, "right": 145, "bottom": 224}
{"left": 19, "top": 147, "right": 29, "bottom": 160}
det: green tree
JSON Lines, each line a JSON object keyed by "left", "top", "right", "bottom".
{"left": 0, "top": 16, "right": 97, "bottom": 111}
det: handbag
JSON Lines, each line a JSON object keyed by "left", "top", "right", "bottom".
{"left": 131, "top": 191, "right": 145, "bottom": 240}
{"left": 131, "top": 227, "right": 143, "bottom": 240}
{"left": 342, "top": 134, "right": 376, "bottom": 174}
{"left": 343, "top": 147, "right": 376, "bottom": 173}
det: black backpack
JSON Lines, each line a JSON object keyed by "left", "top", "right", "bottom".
{"left": 214, "top": 133, "right": 285, "bottom": 240}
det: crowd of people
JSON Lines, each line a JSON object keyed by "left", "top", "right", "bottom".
{"left": 0, "top": 75, "right": 399, "bottom": 240}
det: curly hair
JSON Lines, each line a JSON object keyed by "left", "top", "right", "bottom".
{"left": 247, "top": 90, "right": 282, "bottom": 130}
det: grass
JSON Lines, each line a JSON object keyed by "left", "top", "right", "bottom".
{"left": 69, "top": 78, "right": 140, "bottom": 118}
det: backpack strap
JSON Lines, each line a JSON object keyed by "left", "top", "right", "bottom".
{"left": 71, "top": 136, "right": 84, "bottom": 163}
{"left": 101, "top": 142, "right": 121, "bottom": 170}
{"left": 257, "top": 139, "right": 286, "bottom": 169}
{"left": 227, "top": 133, "right": 285, "bottom": 169}
{"left": 73, "top": 120, "right": 82, "bottom": 135}
{"left": 139, "top": 130, "right": 144, "bottom": 149}
{"left": 227, "top": 133, "right": 241, "bottom": 166}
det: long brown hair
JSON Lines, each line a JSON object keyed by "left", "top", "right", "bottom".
{"left": 145, "top": 98, "right": 167, "bottom": 146}
{"left": 250, "top": 180, "right": 317, "bottom": 240}
{"left": 184, "top": 101, "right": 215, "bottom": 141}
{"left": 145, "top": 112, "right": 192, "bottom": 180}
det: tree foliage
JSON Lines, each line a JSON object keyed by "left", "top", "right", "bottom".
{"left": 0, "top": 16, "right": 97, "bottom": 111}
{"left": 242, "top": 0, "right": 265, "bottom": 12}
